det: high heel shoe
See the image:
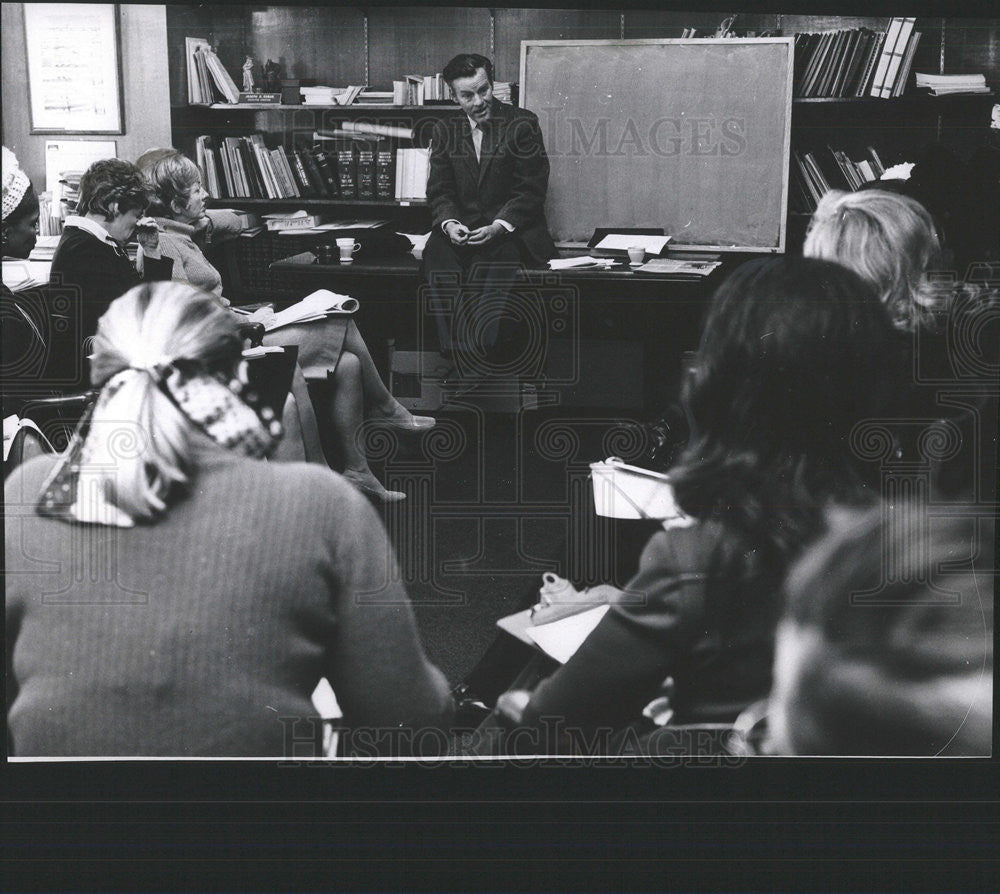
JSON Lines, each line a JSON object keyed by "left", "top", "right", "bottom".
{"left": 342, "top": 468, "right": 406, "bottom": 503}
{"left": 368, "top": 402, "right": 436, "bottom": 431}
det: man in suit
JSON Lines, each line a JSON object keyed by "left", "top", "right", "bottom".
{"left": 423, "top": 53, "right": 556, "bottom": 379}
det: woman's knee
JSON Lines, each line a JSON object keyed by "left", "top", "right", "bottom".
{"left": 334, "top": 350, "right": 361, "bottom": 381}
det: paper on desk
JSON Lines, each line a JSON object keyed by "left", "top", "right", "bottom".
{"left": 548, "top": 256, "right": 616, "bottom": 270}
{"left": 594, "top": 234, "right": 671, "bottom": 253}
{"left": 262, "top": 210, "right": 312, "bottom": 220}
{"left": 635, "top": 258, "right": 721, "bottom": 277}
{"left": 260, "top": 289, "right": 359, "bottom": 331}
{"left": 524, "top": 605, "right": 610, "bottom": 664}
{"left": 312, "top": 219, "right": 392, "bottom": 230}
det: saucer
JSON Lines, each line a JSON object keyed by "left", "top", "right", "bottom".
{"left": 629, "top": 261, "right": 643, "bottom": 267}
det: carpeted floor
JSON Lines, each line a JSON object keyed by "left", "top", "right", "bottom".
{"left": 372, "top": 399, "right": 671, "bottom": 686}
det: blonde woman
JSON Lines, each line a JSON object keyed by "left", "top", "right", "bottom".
{"left": 135, "top": 148, "right": 433, "bottom": 502}
{"left": 804, "top": 188, "right": 998, "bottom": 499}
{"left": 804, "top": 188, "right": 946, "bottom": 332}
{"left": 5, "top": 281, "right": 452, "bottom": 756}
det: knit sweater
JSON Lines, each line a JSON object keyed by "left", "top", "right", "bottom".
{"left": 5, "top": 439, "right": 452, "bottom": 756}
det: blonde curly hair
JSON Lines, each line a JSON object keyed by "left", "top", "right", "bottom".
{"left": 804, "top": 189, "right": 946, "bottom": 332}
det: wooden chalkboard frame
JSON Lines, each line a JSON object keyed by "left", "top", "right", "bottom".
{"left": 520, "top": 38, "right": 795, "bottom": 253}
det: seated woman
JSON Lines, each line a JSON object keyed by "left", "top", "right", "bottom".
{"left": 136, "top": 148, "right": 432, "bottom": 502}
{"left": 48, "top": 158, "right": 173, "bottom": 344}
{"left": 804, "top": 188, "right": 999, "bottom": 499}
{"left": 767, "top": 503, "right": 993, "bottom": 756}
{"left": 492, "top": 257, "right": 901, "bottom": 755}
{"left": 4, "top": 281, "right": 453, "bottom": 757}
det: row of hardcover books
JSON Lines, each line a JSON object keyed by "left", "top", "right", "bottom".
{"left": 790, "top": 145, "right": 887, "bottom": 213}
{"left": 793, "top": 17, "right": 920, "bottom": 99}
{"left": 194, "top": 134, "right": 429, "bottom": 202}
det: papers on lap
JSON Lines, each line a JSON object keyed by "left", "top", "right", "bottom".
{"left": 250, "top": 289, "right": 359, "bottom": 332}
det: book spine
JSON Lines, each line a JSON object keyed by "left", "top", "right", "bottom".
{"left": 869, "top": 17, "right": 904, "bottom": 98}
{"left": 299, "top": 146, "right": 330, "bottom": 197}
{"left": 336, "top": 142, "right": 357, "bottom": 199}
{"left": 880, "top": 18, "right": 915, "bottom": 98}
{"left": 312, "top": 147, "right": 341, "bottom": 198}
{"left": 857, "top": 31, "right": 886, "bottom": 97}
{"left": 289, "top": 150, "right": 316, "bottom": 197}
{"left": 356, "top": 139, "right": 377, "bottom": 200}
{"left": 375, "top": 139, "right": 396, "bottom": 201}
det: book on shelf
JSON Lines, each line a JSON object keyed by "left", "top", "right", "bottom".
{"left": 876, "top": 18, "right": 916, "bottom": 98}
{"left": 312, "top": 147, "right": 341, "bottom": 197}
{"left": 791, "top": 21, "right": 921, "bottom": 99}
{"left": 186, "top": 43, "right": 240, "bottom": 104}
{"left": 333, "top": 141, "right": 358, "bottom": 199}
{"left": 394, "top": 146, "right": 431, "bottom": 201}
{"left": 892, "top": 31, "right": 922, "bottom": 97}
{"left": 790, "top": 144, "right": 887, "bottom": 213}
{"left": 355, "top": 139, "right": 377, "bottom": 200}
{"left": 185, "top": 37, "right": 211, "bottom": 104}
{"left": 357, "top": 89, "right": 394, "bottom": 105}
{"left": 375, "top": 139, "right": 396, "bottom": 201}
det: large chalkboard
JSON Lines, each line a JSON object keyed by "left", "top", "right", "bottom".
{"left": 521, "top": 38, "right": 794, "bottom": 252}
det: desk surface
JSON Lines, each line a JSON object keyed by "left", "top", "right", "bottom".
{"left": 270, "top": 250, "right": 745, "bottom": 290}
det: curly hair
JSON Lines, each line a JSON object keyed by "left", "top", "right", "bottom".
{"left": 76, "top": 158, "right": 151, "bottom": 219}
{"left": 669, "top": 257, "right": 901, "bottom": 641}
{"left": 804, "top": 189, "right": 946, "bottom": 332}
{"left": 135, "top": 148, "right": 200, "bottom": 218}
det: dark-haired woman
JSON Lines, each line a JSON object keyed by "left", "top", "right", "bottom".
{"left": 48, "top": 158, "right": 173, "bottom": 342}
{"left": 495, "top": 257, "right": 901, "bottom": 751}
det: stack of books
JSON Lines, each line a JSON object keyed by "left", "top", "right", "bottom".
{"left": 57, "top": 171, "right": 82, "bottom": 218}
{"left": 357, "top": 89, "right": 394, "bottom": 105}
{"left": 300, "top": 86, "right": 347, "bottom": 106}
{"left": 914, "top": 73, "right": 990, "bottom": 95}
{"left": 792, "top": 18, "right": 921, "bottom": 99}
{"left": 493, "top": 82, "right": 514, "bottom": 104}
{"left": 185, "top": 38, "right": 240, "bottom": 104}
{"left": 790, "top": 145, "right": 886, "bottom": 213}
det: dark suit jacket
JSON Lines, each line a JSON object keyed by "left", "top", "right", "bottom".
{"left": 49, "top": 226, "right": 173, "bottom": 342}
{"left": 427, "top": 99, "right": 556, "bottom": 263}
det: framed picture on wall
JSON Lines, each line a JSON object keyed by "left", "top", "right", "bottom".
{"left": 24, "top": 3, "right": 124, "bottom": 134}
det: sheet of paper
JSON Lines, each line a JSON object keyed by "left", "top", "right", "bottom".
{"left": 2, "top": 259, "right": 50, "bottom": 291}
{"left": 548, "top": 256, "right": 615, "bottom": 270}
{"left": 311, "top": 219, "right": 392, "bottom": 230}
{"left": 594, "top": 234, "right": 671, "bottom": 253}
{"left": 635, "top": 258, "right": 722, "bottom": 276}
{"left": 524, "top": 605, "right": 610, "bottom": 664}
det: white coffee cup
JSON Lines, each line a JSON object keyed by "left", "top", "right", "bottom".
{"left": 627, "top": 246, "right": 645, "bottom": 265}
{"left": 336, "top": 238, "right": 361, "bottom": 263}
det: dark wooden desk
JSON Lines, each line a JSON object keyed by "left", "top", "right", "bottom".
{"left": 269, "top": 251, "right": 742, "bottom": 412}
